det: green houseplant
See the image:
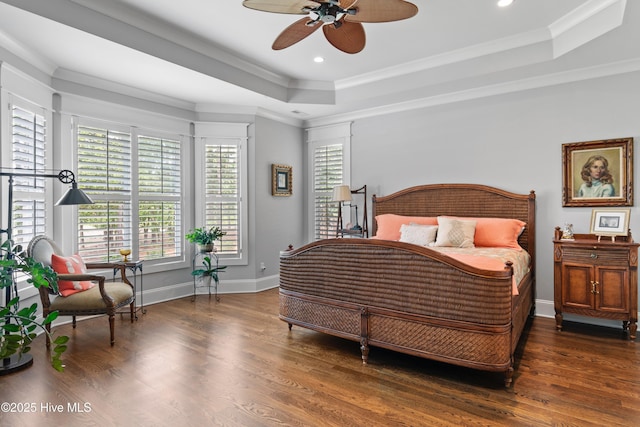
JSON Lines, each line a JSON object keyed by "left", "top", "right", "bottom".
{"left": 0, "top": 239, "right": 68, "bottom": 372}
{"left": 191, "top": 255, "right": 227, "bottom": 285}
{"left": 185, "top": 226, "right": 226, "bottom": 252}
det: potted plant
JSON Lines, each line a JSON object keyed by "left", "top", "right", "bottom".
{"left": 191, "top": 255, "right": 227, "bottom": 288}
{"left": 185, "top": 226, "right": 226, "bottom": 252}
{"left": 0, "top": 239, "right": 68, "bottom": 372}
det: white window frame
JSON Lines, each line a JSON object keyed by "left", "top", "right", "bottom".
{"left": 1, "top": 96, "right": 52, "bottom": 248}
{"left": 72, "top": 116, "right": 187, "bottom": 267}
{"left": 137, "top": 129, "right": 184, "bottom": 262}
{"left": 193, "top": 122, "right": 248, "bottom": 266}
{"left": 306, "top": 122, "right": 352, "bottom": 241}
{"left": 0, "top": 65, "right": 54, "bottom": 294}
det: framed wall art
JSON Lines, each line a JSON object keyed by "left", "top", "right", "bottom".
{"left": 590, "top": 208, "right": 631, "bottom": 238}
{"left": 272, "top": 164, "right": 292, "bottom": 196}
{"left": 562, "top": 137, "right": 633, "bottom": 207}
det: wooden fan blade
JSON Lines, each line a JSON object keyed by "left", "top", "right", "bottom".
{"left": 273, "top": 17, "right": 323, "bottom": 50}
{"left": 344, "top": 0, "right": 418, "bottom": 23}
{"left": 242, "top": 0, "right": 320, "bottom": 15}
{"left": 323, "top": 20, "right": 365, "bottom": 54}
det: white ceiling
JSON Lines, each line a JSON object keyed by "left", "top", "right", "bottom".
{"left": 0, "top": 0, "right": 637, "bottom": 125}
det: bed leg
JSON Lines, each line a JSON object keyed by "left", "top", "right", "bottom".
{"left": 504, "top": 367, "right": 514, "bottom": 387}
{"left": 360, "top": 338, "right": 369, "bottom": 365}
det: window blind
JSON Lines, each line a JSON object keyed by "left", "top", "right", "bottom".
{"left": 204, "top": 144, "right": 239, "bottom": 255}
{"left": 77, "top": 125, "right": 132, "bottom": 262}
{"left": 313, "top": 143, "right": 343, "bottom": 240}
{"left": 138, "top": 135, "right": 182, "bottom": 260}
{"left": 10, "top": 106, "right": 46, "bottom": 247}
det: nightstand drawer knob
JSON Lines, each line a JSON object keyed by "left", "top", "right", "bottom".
{"left": 590, "top": 253, "right": 598, "bottom": 259}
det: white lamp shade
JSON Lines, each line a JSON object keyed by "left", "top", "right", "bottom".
{"left": 332, "top": 185, "right": 352, "bottom": 202}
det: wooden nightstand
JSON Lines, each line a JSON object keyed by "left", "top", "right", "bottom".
{"left": 553, "top": 227, "right": 638, "bottom": 340}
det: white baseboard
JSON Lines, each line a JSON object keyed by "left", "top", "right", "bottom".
{"left": 137, "top": 274, "right": 280, "bottom": 307}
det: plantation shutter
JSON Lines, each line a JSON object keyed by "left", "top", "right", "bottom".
{"left": 138, "top": 135, "right": 182, "bottom": 260}
{"left": 77, "top": 125, "right": 132, "bottom": 262}
{"left": 10, "top": 106, "right": 47, "bottom": 247}
{"left": 204, "top": 143, "right": 240, "bottom": 255}
{"left": 313, "top": 143, "right": 343, "bottom": 240}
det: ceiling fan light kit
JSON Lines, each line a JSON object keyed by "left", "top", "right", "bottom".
{"left": 243, "top": 0, "right": 418, "bottom": 54}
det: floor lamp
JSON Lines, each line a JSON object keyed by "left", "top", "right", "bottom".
{"left": 0, "top": 168, "right": 93, "bottom": 375}
{"left": 332, "top": 185, "right": 352, "bottom": 236}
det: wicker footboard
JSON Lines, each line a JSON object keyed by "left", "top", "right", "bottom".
{"left": 279, "top": 239, "right": 534, "bottom": 386}
{"left": 280, "top": 289, "right": 515, "bottom": 370}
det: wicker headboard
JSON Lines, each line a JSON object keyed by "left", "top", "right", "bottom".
{"left": 372, "top": 184, "right": 536, "bottom": 255}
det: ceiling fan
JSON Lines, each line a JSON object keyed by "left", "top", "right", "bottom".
{"left": 242, "top": 0, "right": 418, "bottom": 54}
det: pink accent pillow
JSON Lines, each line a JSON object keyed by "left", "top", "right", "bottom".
{"left": 444, "top": 216, "right": 526, "bottom": 249}
{"left": 374, "top": 214, "right": 438, "bottom": 240}
{"left": 50, "top": 253, "right": 95, "bottom": 296}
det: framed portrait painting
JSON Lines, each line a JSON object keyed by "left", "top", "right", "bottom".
{"left": 272, "top": 164, "right": 292, "bottom": 196}
{"left": 562, "top": 137, "right": 633, "bottom": 207}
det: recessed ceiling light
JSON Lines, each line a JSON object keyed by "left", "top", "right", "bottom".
{"left": 497, "top": 0, "right": 514, "bottom": 7}
{"left": 313, "top": 56, "right": 324, "bottom": 63}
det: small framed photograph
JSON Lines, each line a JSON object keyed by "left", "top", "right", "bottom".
{"left": 590, "top": 208, "right": 630, "bottom": 237}
{"left": 562, "top": 137, "right": 633, "bottom": 207}
{"left": 272, "top": 164, "right": 292, "bottom": 196}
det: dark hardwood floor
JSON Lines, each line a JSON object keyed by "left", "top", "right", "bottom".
{"left": 1, "top": 288, "right": 639, "bottom": 426}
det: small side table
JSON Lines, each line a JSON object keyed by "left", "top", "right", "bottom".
{"left": 113, "top": 260, "right": 145, "bottom": 318}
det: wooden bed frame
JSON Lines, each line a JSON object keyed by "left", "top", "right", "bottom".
{"left": 279, "top": 184, "right": 536, "bottom": 386}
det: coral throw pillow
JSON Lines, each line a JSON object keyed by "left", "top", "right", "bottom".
{"left": 50, "top": 254, "right": 95, "bottom": 297}
{"left": 375, "top": 214, "right": 438, "bottom": 240}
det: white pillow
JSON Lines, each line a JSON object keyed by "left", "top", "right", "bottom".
{"left": 434, "top": 217, "right": 476, "bottom": 248}
{"left": 399, "top": 224, "right": 438, "bottom": 246}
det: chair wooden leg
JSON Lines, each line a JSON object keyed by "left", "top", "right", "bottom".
{"left": 130, "top": 302, "right": 134, "bottom": 322}
{"left": 109, "top": 314, "right": 115, "bottom": 346}
{"left": 72, "top": 316, "right": 77, "bottom": 328}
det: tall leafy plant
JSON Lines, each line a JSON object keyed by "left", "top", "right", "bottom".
{"left": 0, "top": 239, "right": 68, "bottom": 371}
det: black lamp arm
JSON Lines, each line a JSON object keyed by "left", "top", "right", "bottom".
{"left": 0, "top": 168, "right": 77, "bottom": 184}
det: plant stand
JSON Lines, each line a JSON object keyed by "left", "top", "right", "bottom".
{"left": 192, "top": 250, "right": 220, "bottom": 302}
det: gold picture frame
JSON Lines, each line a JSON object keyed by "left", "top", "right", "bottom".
{"left": 272, "top": 164, "right": 292, "bottom": 196}
{"left": 562, "top": 137, "right": 633, "bottom": 207}
{"left": 590, "top": 208, "right": 631, "bottom": 238}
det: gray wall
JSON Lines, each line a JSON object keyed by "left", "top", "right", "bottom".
{"left": 350, "top": 71, "right": 640, "bottom": 309}
{"left": 253, "top": 116, "right": 305, "bottom": 279}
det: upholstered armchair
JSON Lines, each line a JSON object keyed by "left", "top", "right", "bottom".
{"left": 27, "top": 235, "right": 135, "bottom": 346}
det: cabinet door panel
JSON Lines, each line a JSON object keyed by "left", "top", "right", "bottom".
{"left": 562, "top": 264, "right": 592, "bottom": 309}
{"left": 596, "top": 267, "right": 629, "bottom": 313}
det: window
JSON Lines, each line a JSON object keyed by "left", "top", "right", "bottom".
{"left": 202, "top": 143, "right": 241, "bottom": 257}
{"left": 138, "top": 135, "right": 181, "bottom": 259}
{"left": 194, "top": 122, "right": 247, "bottom": 263}
{"left": 307, "top": 123, "right": 351, "bottom": 241}
{"left": 312, "top": 143, "right": 343, "bottom": 240}
{"left": 76, "top": 122, "right": 183, "bottom": 263}
{"left": 76, "top": 125, "right": 132, "bottom": 262}
{"left": 8, "top": 105, "right": 47, "bottom": 247}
